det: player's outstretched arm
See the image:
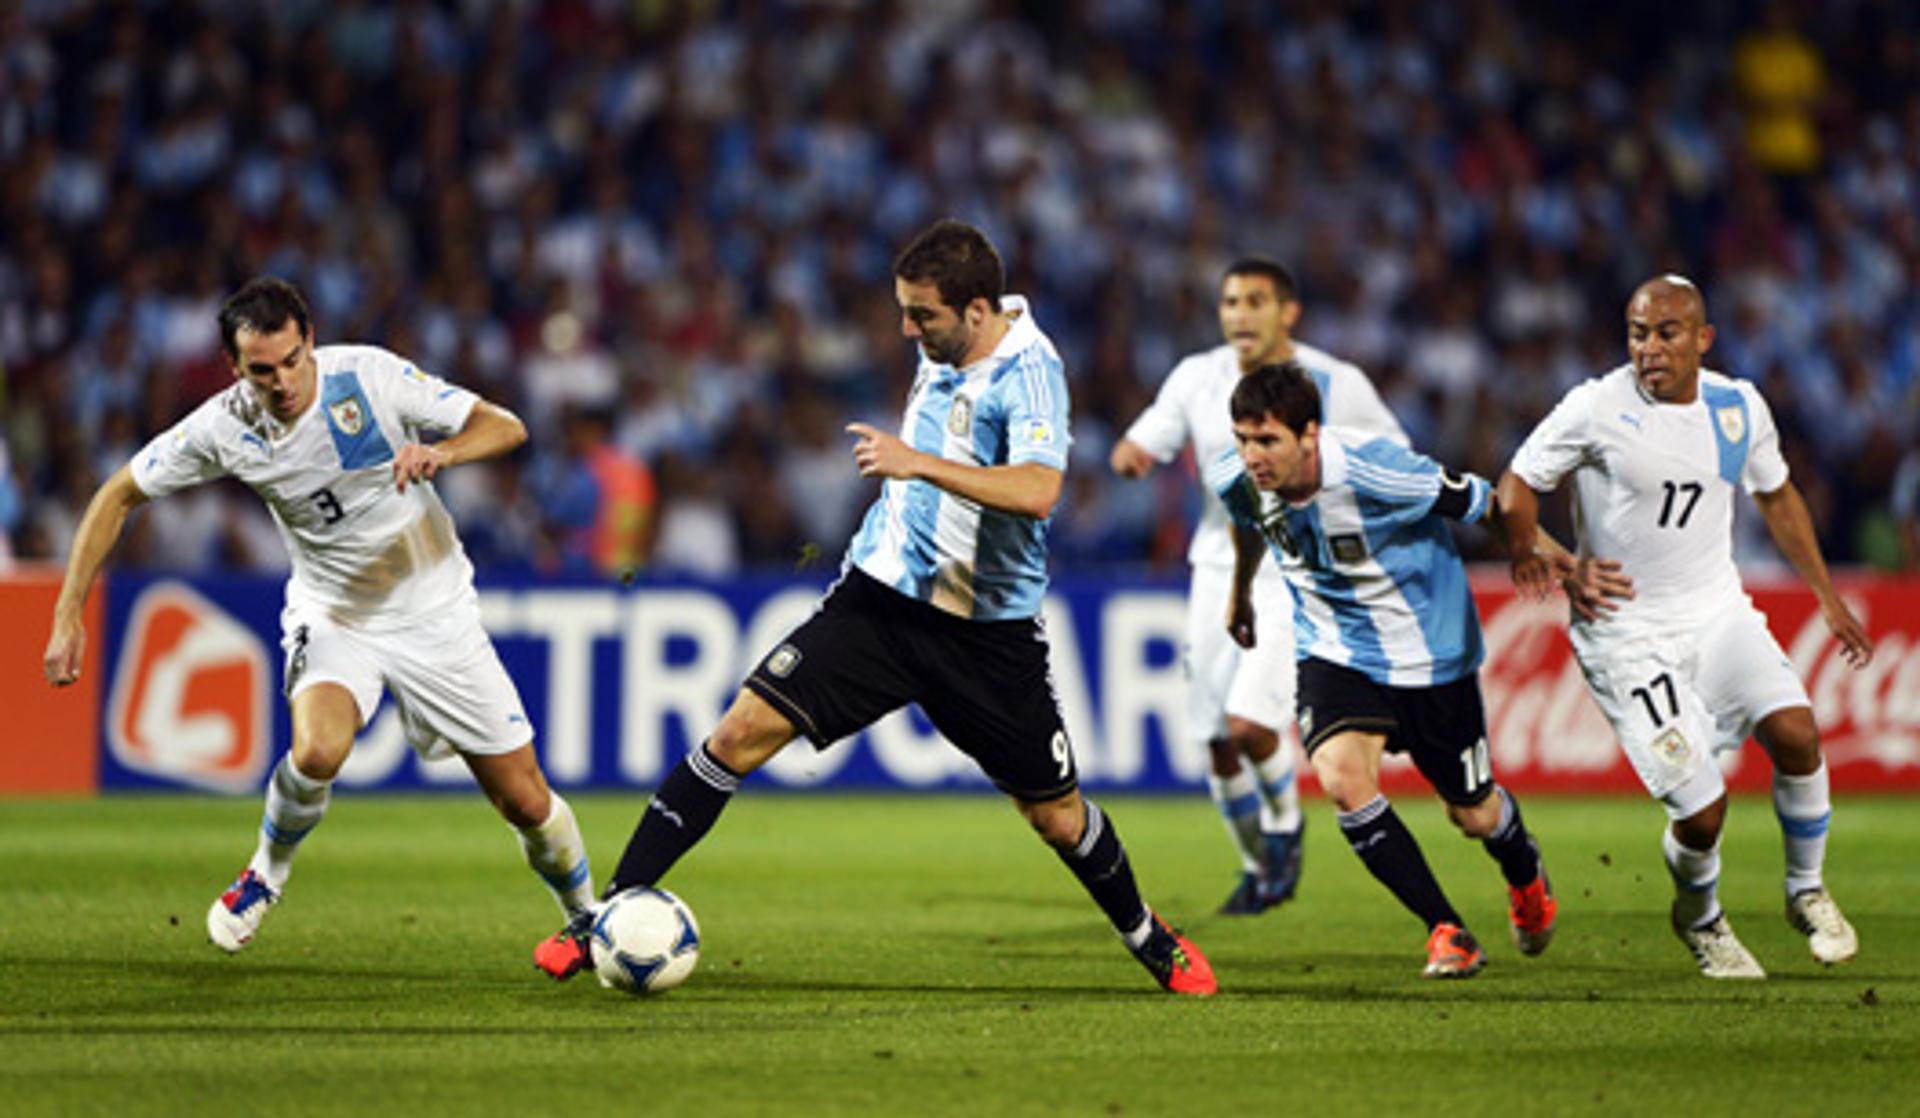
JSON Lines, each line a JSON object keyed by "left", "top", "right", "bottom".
{"left": 1227, "top": 524, "right": 1262, "bottom": 649}
{"left": 1109, "top": 438, "right": 1158, "bottom": 479}
{"left": 44, "top": 465, "right": 149, "bottom": 686}
{"left": 393, "top": 400, "right": 528, "bottom": 494}
{"left": 845, "top": 422, "right": 1063, "bottom": 519}
{"left": 1491, "top": 471, "right": 1632, "bottom": 622}
{"left": 1753, "top": 480, "right": 1873, "bottom": 668}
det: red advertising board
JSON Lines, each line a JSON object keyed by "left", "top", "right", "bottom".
{"left": 1467, "top": 574, "right": 1920, "bottom": 794}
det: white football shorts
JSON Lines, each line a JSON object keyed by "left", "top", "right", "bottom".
{"left": 1572, "top": 602, "right": 1809, "bottom": 820}
{"left": 280, "top": 601, "right": 533, "bottom": 760}
{"left": 1184, "top": 564, "right": 1297, "bottom": 745}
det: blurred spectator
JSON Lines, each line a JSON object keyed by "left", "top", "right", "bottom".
{"left": 3, "top": 1, "right": 1916, "bottom": 577}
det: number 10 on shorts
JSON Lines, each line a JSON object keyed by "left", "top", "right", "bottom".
{"left": 1460, "top": 737, "right": 1492, "bottom": 794}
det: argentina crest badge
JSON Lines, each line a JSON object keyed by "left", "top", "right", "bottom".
{"left": 947, "top": 394, "right": 974, "bottom": 436}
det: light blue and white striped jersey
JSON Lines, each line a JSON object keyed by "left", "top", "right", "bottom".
{"left": 1208, "top": 426, "right": 1493, "bottom": 687}
{"left": 847, "top": 295, "right": 1070, "bottom": 620}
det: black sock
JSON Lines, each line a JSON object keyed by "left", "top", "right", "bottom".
{"left": 1481, "top": 786, "right": 1542, "bottom": 888}
{"left": 605, "top": 742, "right": 741, "bottom": 897}
{"left": 1338, "top": 795, "right": 1461, "bottom": 930}
{"left": 1054, "top": 800, "right": 1150, "bottom": 937}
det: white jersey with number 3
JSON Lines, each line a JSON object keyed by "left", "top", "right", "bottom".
{"left": 1509, "top": 365, "right": 1788, "bottom": 638}
{"left": 129, "top": 344, "right": 480, "bottom": 630}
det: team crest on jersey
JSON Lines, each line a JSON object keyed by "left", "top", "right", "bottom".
{"left": 948, "top": 396, "right": 974, "bottom": 436}
{"left": 1330, "top": 533, "right": 1369, "bottom": 564}
{"left": 1652, "top": 727, "right": 1691, "bottom": 767}
{"left": 1715, "top": 405, "right": 1745, "bottom": 445}
{"left": 766, "top": 643, "right": 802, "bottom": 678}
{"left": 329, "top": 395, "right": 366, "bottom": 436}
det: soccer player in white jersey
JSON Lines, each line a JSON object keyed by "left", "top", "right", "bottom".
{"left": 1112, "top": 259, "right": 1407, "bottom": 915}
{"left": 533, "top": 220, "right": 1216, "bottom": 995}
{"left": 1213, "top": 363, "right": 1614, "bottom": 977}
{"left": 1499, "top": 276, "right": 1874, "bottom": 979}
{"left": 42, "top": 277, "right": 594, "bottom": 956}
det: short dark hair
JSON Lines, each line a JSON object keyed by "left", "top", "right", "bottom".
{"left": 218, "top": 276, "right": 312, "bottom": 359}
{"left": 893, "top": 219, "right": 1004, "bottom": 313}
{"left": 1224, "top": 258, "right": 1299, "bottom": 302}
{"left": 1230, "top": 361, "right": 1321, "bottom": 435}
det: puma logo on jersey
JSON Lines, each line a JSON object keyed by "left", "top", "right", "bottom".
{"left": 1618, "top": 412, "right": 1642, "bottom": 431}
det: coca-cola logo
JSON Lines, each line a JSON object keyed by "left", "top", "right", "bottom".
{"left": 1787, "top": 597, "right": 1920, "bottom": 770}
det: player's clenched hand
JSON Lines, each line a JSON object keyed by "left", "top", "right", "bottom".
{"left": 392, "top": 443, "right": 452, "bottom": 493}
{"left": 44, "top": 615, "right": 85, "bottom": 686}
{"left": 1822, "top": 597, "right": 1873, "bottom": 669}
{"left": 846, "top": 423, "right": 920, "bottom": 480}
{"left": 1227, "top": 593, "right": 1256, "bottom": 650}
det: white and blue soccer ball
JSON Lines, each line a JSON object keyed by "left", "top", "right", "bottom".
{"left": 590, "top": 887, "right": 701, "bottom": 995}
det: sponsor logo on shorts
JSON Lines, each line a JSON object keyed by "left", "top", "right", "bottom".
{"left": 107, "top": 582, "right": 272, "bottom": 793}
{"left": 1653, "top": 727, "right": 1691, "bottom": 767}
{"left": 766, "top": 643, "right": 802, "bottom": 678}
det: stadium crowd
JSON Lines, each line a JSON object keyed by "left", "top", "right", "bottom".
{"left": 2, "top": 0, "right": 1916, "bottom": 577}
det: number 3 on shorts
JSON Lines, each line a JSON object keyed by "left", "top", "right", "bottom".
{"left": 1050, "top": 730, "right": 1072, "bottom": 781}
{"left": 1460, "top": 736, "right": 1492, "bottom": 794}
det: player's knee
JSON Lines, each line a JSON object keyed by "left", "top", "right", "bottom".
{"left": 1018, "top": 795, "right": 1083, "bottom": 848}
{"left": 1224, "top": 719, "right": 1278, "bottom": 761}
{"left": 1206, "top": 737, "right": 1244, "bottom": 776}
{"left": 289, "top": 735, "right": 350, "bottom": 782}
{"left": 1758, "top": 708, "right": 1822, "bottom": 775}
{"left": 1311, "top": 758, "right": 1374, "bottom": 812}
{"left": 1673, "top": 799, "right": 1726, "bottom": 849}
{"left": 708, "top": 694, "right": 794, "bottom": 773}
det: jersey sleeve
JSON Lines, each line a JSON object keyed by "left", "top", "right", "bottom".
{"left": 1346, "top": 438, "right": 1492, "bottom": 525}
{"left": 373, "top": 347, "right": 479, "bottom": 439}
{"left": 1120, "top": 358, "right": 1195, "bottom": 462}
{"left": 1508, "top": 381, "right": 1597, "bottom": 492}
{"left": 1740, "top": 384, "right": 1790, "bottom": 494}
{"left": 1325, "top": 364, "right": 1408, "bottom": 446}
{"left": 1004, "top": 349, "right": 1071, "bottom": 470}
{"left": 1204, "top": 446, "right": 1262, "bottom": 528}
{"left": 128, "top": 402, "right": 228, "bottom": 498}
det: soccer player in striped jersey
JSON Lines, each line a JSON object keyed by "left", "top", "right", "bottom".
{"left": 1212, "top": 363, "right": 1612, "bottom": 977}
{"left": 1499, "top": 276, "right": 1874, "bottom": 978}
{"left": 1112, "top": 259, "right": 1407, "bottom": 916}
{"left": 42, "top": 277, "right": 594, "bottom": 955}
{"left": 535, "top": 220, "right": 1216, "bottom": 995}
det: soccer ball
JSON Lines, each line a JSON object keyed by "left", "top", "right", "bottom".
{"left": 590, "top": 887, "right": 701, "bottom": 995}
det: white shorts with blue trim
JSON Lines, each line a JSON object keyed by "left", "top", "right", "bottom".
{"left": 1184, "top": 564, "right": 1297, "bottom": 745}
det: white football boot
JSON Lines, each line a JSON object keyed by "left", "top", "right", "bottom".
{"left": 207, "top": 869, "right": 280, "bottom": 953}
{"left": 1673, "top": 909, "right": 1766, "bottom": 979}
{"left": 1786, "top": 887, "right": 1859, "bottom": 964}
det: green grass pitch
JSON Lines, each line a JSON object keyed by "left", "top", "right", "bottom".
{"left": 2, "top": 793, "right": 1913, "bottom": 1116}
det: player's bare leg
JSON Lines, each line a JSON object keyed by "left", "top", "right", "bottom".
{"left": 1755, "top": 706, "right": 1856, "bottom": 963}
{"left": 1313, "top": 731, "right": 1482, "bottom": 977}
{"left": 467, "top": 744, "right": 594, "bottom": 920}
{"left": 536, "top": 688, "right": 794, "bottom": 979}
{"left": 1018, "top": 788, "right": 1214, "bottom": 995}
{"left": 208, "top": 683, "right": 358, "bottom": 954}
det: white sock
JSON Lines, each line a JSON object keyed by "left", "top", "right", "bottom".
{"left": 1253, "top": 745, "right": 1303, "bottom": 834}
{"left": 1663, "top": 827, "right": 1721, "bottom": 930}
{"left": 1773, "top": 763, "right": 1831, "bottom": 896}
{"left": 517, "top": 792, "right": 595, "bottom": 916}
{"left": 1206, "top": 769, "right": 1265, "bottom": 873}
{"left": 249, "top": 755, "right": 331, "bottom": 892}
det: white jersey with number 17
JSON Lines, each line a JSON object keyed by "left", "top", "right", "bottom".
{"left": 1508, "top": 365, "right": 1789, "bottom": 638}
{"left": 129, "top": 344, "right": 481, "bottom": 630}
